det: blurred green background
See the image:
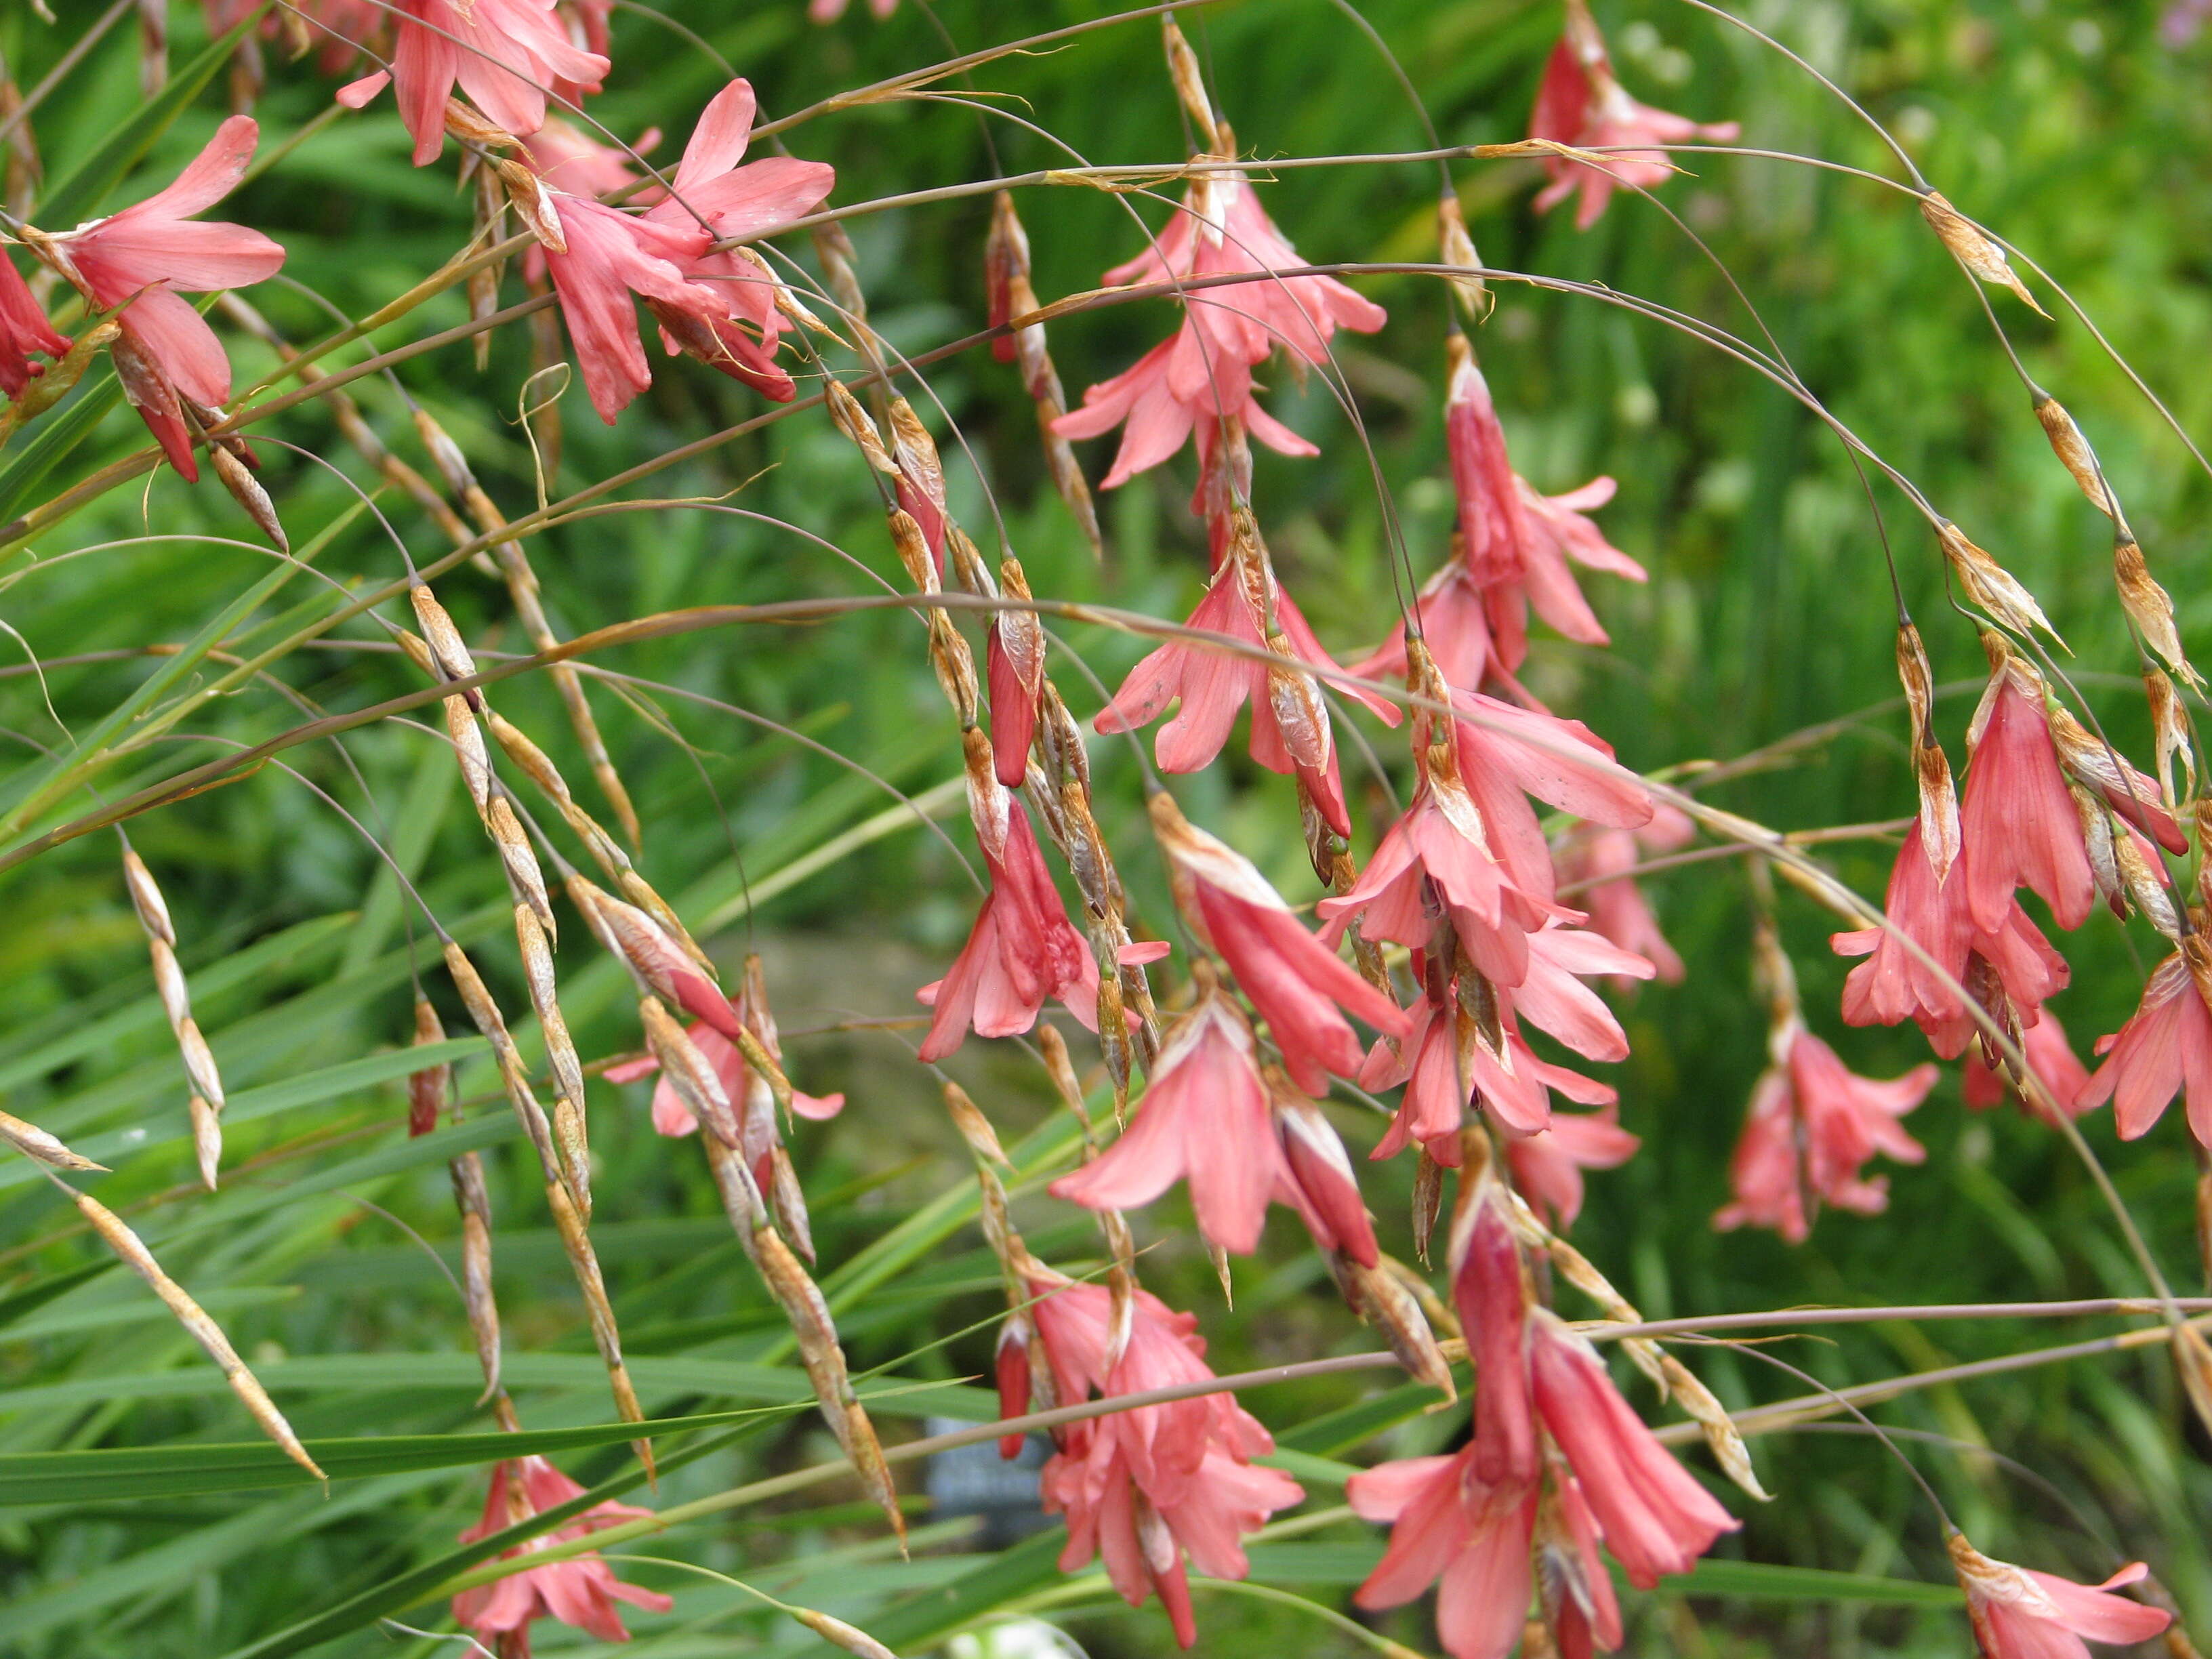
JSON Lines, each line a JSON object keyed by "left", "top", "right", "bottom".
{"left": 1, "top": 1, "right": 2209, "bottom": 1654}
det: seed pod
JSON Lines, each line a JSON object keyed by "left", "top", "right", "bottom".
{"left": 469, "top": 167, "right": 507, "bottom": 371}
{"left": 2032, "top": 392, "right": 2125, "bottom": 526}
{"left": 208, "top": 443, "right": 287, "bottom": 551}
{"left": 0, "top": 1107, "right": 104, "bottom": 1171}
{"left": 443, "top": 941, "right": 566, "bottom": 1189}
{"left": 1657, "top": 1351, "right": 1767, "bottom": 1500}
{"left": 825, "top": 380, "right": 897, "bottom": 474}
{"left": 768, "top": 1142, "right": 815, "bottom": 1264}
{"left": 887, "top": 506, "right": 938, "bottom": 592}
{"left": 1036, "top": 1023, "right": 1093, "bottom": 1133}
{"left": 2147, "top": 670, "right": 2196, "bottom": 807}
{"left": 516, "top": 904, "right": 590, "bottom": 1216}
{"left": 1412, "top": 1147, "right": 1445, "bottom": 1267}
{"left": 790, "top": 1605, "right": 897, "bottom": 1659}
{"left": 409, "top": 997, "right": 452, "bottom": 1137}
{"left": 409, "top": 583, "right": 478, "bottom": 683}
{"left": 449, "top": 1149, "right": 502, "bottom": 1402}
{"left": 1328, "top": 1252, "right": 1456, "bottom": 1398}
{"left": 544, "top": 1175, "right": 652, "bottom": 1476}
{"left": 1918, "top": 190, "right": 2049, "bottom": 316}
{"left": 810, "top": 222, "right": 875, "bottom": 353}
{"left": 941, "top": 1081, "right": 1009, "bottom": 1166}
{"left": 1161, "top": 15, "right": 1223, "bottom": 153}
{"left": 927, "top": 611, "right": 978, "bottom": 724}
{"left": 66, "top": 1179, "right": 323, "bottom": 1479}
{"left": 2114, "top": 530, "right": 2200, "bottom": 687}
{"left": 886, "top": 396, "right": 946, "bottom": 522}
{"left": 1436, "top": 193, "right": 1489, "bottom": 319}
{"left": 494, "top": 156, "right": 567, "bottom": 253}
{"left": 1896, "top": 621, "right": 1960, "bottom": 882}
{"left": 1936, "top": 520, "right": 2062, "bottom": 645}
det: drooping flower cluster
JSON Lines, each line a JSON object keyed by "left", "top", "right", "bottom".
{"left": 453, "top": 1456, "right": 672, "bottom": 1655}
{"left": 1349, "top": 1149, "right": 1740, "bottom": 1659}
{"left": 999, "top": 1274, "right": 1303, "bottom": 1648}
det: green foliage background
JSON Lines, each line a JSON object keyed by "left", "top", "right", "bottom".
{"left": 1, "top": 1, "right": 2209, "bottom": 1654}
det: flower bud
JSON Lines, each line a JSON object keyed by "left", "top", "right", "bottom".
{"left": 1436, "top": 193, "right": 1488, "bottom": 319}
{"left": 1161, "top": 16, "right": 1223, "bottom": 154}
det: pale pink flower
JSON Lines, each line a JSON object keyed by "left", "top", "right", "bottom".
{"left": 520, "top": 117, "right": 653, "bottom": 197}
{"left": 1715, "top": 1023, "right": 1934, "bottom": 1239}
{"left": 534, "top": 81, "right": 834, "bottom": 421}
{"left": 452, "top": 1456, "right": 672, "bottom": 1647}
{"left": 1948, "top": 1534, "right": 2171, "bottom": 1659}
{"left": 640, "top": 80, "right": 836, "bottom": 403}
{"left": 0, "top": 251, "right": 68, "bottom": 399}
{"left": 1963, "top": 1004, "right": 2093, "bottom": 1118}
{"left": 2082, "top": 944, "right": 2212, "bottom": 1144}
{"left": 1961, "top": 671, "right": 2096, "bottom": 933}
{"left": 1348, "top": 556, "right": 1507, "bottom": 692}
{"left": 1097, "top": 551, "right": 1399, "bottom": 836}
{"left": 1348, "top": 1450, "right": 1537, "bottom": 1659}
{"left": 1833, "top": 823, "right": 2071, "bottom": 1057}
{"left": 1364, "top": 964, "right": 1616, "bottom": 1153}
{"left": 41, "top": 116, "right": 285, "bottom": 481}
{"left": 811, "top": 0, "right": 900, "bottom": 18}
{"left": 1153, "top": 796, "right": 1408, "bottom": 1093}
{"left": 1528, "top": 25, "right": 1740, "bottom": 229}
{"left": 337, "top": 0, "right": 609, "bottom": 165}
{"left": 1530, "top": 1310, "right": 1738, "bottom": 1586}
{"left": 1507, "top": 1105, "right": 1640, "bottom": 1229}
{"left": 1453, "top": 689, "right": 1654, "bottom": 911}
{"left": 1711, "top": 1069, "right": 1805, "bottom": 1242}
{"left": 1050, "top": 990, "right": 1286, "bottom": 1255}
{"left": 1054, "top": 169, "right": 1383, "bottom": 488}
{"left": 603, "top": 988, "right": 844, "bottom": 1139}
{"left": 1014, "top": 1275, "right": 1302, "bottom": 1649}
{"left": 1450, "top": 1165, "right": 1537, "bottom": 1485}
{"left": 1272, "top": 1092, "right": 1379, "bottom": 1265}
{"left": 917, "top": 799, "right": 1098, "bottom": 1061}
{"left": 1101, "top": 170, "right": 1386, "bottom": 373}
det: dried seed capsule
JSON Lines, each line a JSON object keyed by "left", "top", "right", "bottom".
{"left": 1436, "top": 193, "right": 1488, "bottom": 319}
{"left": 941, "top": 1081, "right": 1010, "bottom": 1166}
{"left": 1657, "top": 1351, "right": 1767, "bottom": 1500}
{"left": 544, "top": 1174, "right": 652, "bottom": 1475}
{"left": 1936, "top": 520, "right": 2062, "bottom": 645}
{"left": 1919, "top": 190, "right": 2049, "bottom": 316}
{"left": 639, "top": 994, "right": 743, "bottom": 1148}
{"left": 1326, "top": 1253, "right": 1455, "bottom": 1399}
{"left": 2114, "top": 530, "right": 2200, "bottom": 687}
{"left": 208, "top": 443, "right": 287, "bottom": 551}
{"left": 1896, "top": 621, "right": 1960, "bottom": 882}
{"left": 0, "top": 1107, "right": 104, "bottom": 1172}
{"left": 516, "top": 904, "right": 590, "bottom": 1216}
{"left": 1161, "top": 15, "right": 1222, "bottom": 152}
{"left": 409, "top": 997, "right": 452, "bottom": 1138}
{"left": 443, "top": 941, "right": 565, "bottom": 1189}
{"left": 2032, "top": 392, "right": 2125, "bottom": 526}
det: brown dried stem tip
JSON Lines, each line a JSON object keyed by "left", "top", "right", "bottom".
{"left": 1918, "top": 190, "right": 2050, "bottom": 317}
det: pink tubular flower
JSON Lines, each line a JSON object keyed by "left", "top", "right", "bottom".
{"left": 1963, "top": 1004, "right": 2093, "bottom": 1118}
{"left": 1050, "top": 989, "right": 1284, "bottom": 1255}
{"left": 0, "top": 252, "right": 68, "bottom": 399}
{"left": 1714, "top": 1023, "right": 1935, "bottom": 1240}
{"left": 39, "top": 116, "right": 285, "bottom": 480}
{"left": 1832, "top": 823, "right": 2071, "bottom": 1057}
{"left": 1054, "top": 166, "right": 1384, "bottom": 489}
{"left": 1272, "top": 1091, "right": 1379, "bottom": 1265}
{"left": 1529, "top": 1310, "right": 1738, "bottom": 1587}
{"left": 1507, "top": 1105, "right": 1640, "bottom": 1229}
{"left": 339, "top": 0, "right": 609, "bottom": 165}
{"left": 1348, "top": 1450, "right": 1536, "bottom": 1659}
{"left": 1948, "top": 1534, "right": 2171, "bottom": 1658}
{"left": 2081, "top": 942, "right": 2212, "bottom": 1143}
{"left": 1019, "top": 1276, "right": 1302, "bottom": 1649}
{"left": 1364, "top": 960, "right": 1618, "bottom": 1155}
{"left": 917, "top": 799, "right": 1098, "bottom": 1061}
{"left": 1151, "top": 794, "right": 1408, "bottom": 1093}
{"left": 1961, "top": 665, "right": 2095, "bottom": 933}
{"left": 1528, "top": 13, "right": 1740, "bottom": 229}
{"left": 1096, "top": 542, "right": 1399, "bottom": 835}
{"left": 531, "top": 82, "right": 833, "bottom": 422}
{"left": 640, "top": 80, "right": 836, "bottom": 403}
{"left": 1711, "top": 1068, "right": 1805, "bottom": 1242}
{"left": 1450, "top": 1161, "right": 1537, "bottom": 1484}
{"left": 452, "top": 1456, "right": 672, "bottom": 1649}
